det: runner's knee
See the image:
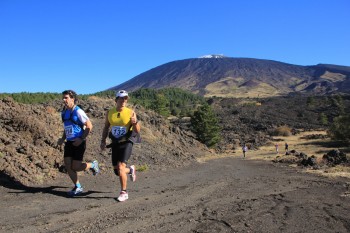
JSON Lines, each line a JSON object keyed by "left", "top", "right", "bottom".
{"left": 72, "top": 161, "right": 86, "bottom": 171}
{"left": 114, "top": 168, "right": 119, "bottom": 176}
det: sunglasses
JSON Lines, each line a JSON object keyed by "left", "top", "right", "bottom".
{"left": 116, "top": 96, "right": 128, "bottom": 100}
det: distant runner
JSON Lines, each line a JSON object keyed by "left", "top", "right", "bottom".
{"left": 100, "top": 90, "right": 141, "bottom": 202}
{"left": 57, "top": 90, "right": 99, "bottom": 196}
{"left": 275, "top": 144, "right": 279, "bottom": 154}
{"left": 242, "top": 144, "right": 248, "bottom": 158}
{"left": 285, "top": 142, "right": 289, "bottom": 153}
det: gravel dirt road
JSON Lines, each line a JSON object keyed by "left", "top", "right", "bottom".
{"left": 1, "top": 157, "right": 349, "bottom": 233}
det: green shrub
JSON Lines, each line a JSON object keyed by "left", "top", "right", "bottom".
{"left": 328, "top": 114, "right": 350, "bottom": 143}
{"left": 137, "top": 164, "right": 149, "bottom": 172}
{"left": 319, "top": 113, "right": 328, "bottom": 125}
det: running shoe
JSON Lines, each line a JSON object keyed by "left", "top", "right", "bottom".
{"left": 91, "top": 160, "right": 100, "bottom": 176}
{"left": 67, "top": 187, "right": 83, "bottom": 196}
{"left": 117, "top": 191, "right": 129, "bottom": 202}
{"left": 129, "top": 165, "right": 136, "bottom": 182}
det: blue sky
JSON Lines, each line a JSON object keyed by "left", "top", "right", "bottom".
{"left": 1, "top": 0, "right": 349, "bottom": 94}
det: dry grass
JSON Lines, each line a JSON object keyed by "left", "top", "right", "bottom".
{"left": 196, "top": 130, "right": 349, "bottom": 178}
{"left": 243, "top": 130, "right": 350, "bottom": 178}
{"left": 320, "top": 71, "right": 346, "bottom": 82}
{"left": 204, "top": 79, "right": 281, "bottom": 98}
{"left": 246, "top": 130, "right": 328, "bottom": 158}
{"left": 306, "top": 165, "right": 350, "bottom": 179}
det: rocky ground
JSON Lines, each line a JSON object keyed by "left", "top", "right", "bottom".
{"left": 1, "top": 157, "right": 349, "bottom": 233}
{"left": 0, "top": 95, "right": 349, "bottom": 232}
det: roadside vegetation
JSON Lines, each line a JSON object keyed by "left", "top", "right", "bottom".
{"left": 1, "top": 91, "right": 348, "bottom": 147}
{"left": 0, "top": 88, "right": 222, "bottom": 147}
{"left": 0, "top": 92, "right": 91, "bottom": 104}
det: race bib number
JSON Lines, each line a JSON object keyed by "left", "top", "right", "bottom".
{"left": 111, "top": 126, "right": 127, "bottom": 138}
{"left": 64, "top": 125, "right": 74, "bottom": 139}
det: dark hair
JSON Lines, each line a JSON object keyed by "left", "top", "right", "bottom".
{"left": 62, "top": 90, "right": 78, "bottom": 104}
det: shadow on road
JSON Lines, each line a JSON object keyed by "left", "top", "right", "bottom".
{"left": 301, "top": 140, "right": 350, "bottom": 153}
{"left": 0, "top": 172, "right": 109, "bottom": 198}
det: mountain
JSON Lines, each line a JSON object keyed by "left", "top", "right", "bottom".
{"left": 109, "top": 56, "right": 350, "bottom": 97}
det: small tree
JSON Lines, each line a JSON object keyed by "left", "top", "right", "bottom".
{"left": 153, "top": 93, "right": 170, "bottom": 117}
{"left": 319, "top": 113, "right": 328, "bottom": 125}
{"left": 328, "top": 114, "right": 350, "bottom": 143}
{"left": 191, "top": 104, "right": 221, "bottom": 147}
{"left": 331, "top": 95, "right": 345, "bottom": 115}
{"left": 306, "top": 96, "right": 315, "bottom": 107}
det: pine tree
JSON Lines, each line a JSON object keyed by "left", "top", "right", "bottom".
{"left": 154, "top": 93, "right": 170, "bottom": 117}
{"left": 191, "top": 104, "right": 221, "bottom": 147}
{"left": 319, "top": 113, "right": 328, "bottom": 125}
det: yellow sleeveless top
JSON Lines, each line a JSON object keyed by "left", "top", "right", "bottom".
{"left": 108, "top": 107, "right": 133, "bottom": 139}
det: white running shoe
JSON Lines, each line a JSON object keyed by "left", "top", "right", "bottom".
{"left": 130, "top": 165, "right": 136, "bottom": 182}
{"left": 67, "top": 187, "right": 83, "bottom": 196}
{"left": 90, "top": 160, "right": 100, "bottom": 176}
{"left": 117, "top": 191, "right": 129, "bottom": 202}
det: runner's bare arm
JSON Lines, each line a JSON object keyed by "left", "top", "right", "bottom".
{"left": 57, "top": 131, "right": 66, "bottom": 145}
{"left": 100, "top": 110, "right": 111, "bottom": 150}
{"left": 81, "top": 119, "right": 92, "bottom": 140}
{"left": 131, "top": 111, "right": 140, "bottom": 133}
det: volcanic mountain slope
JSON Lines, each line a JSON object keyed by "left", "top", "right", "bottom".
{"left": 109, "top": 57, "right": 350, "bottom": 97}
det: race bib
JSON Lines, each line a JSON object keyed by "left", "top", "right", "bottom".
{"left": 64, "top": 125, "right": 74, "bottom": 139}
{"left": 111, "top": 126, "right": 127, "bottom": 138}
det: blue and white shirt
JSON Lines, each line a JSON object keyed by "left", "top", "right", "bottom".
{"left": 62, "top": 106, "right": 89, "bottom": 141}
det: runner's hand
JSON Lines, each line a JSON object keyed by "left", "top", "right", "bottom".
{"left": 72, "top": 138, "right": 83, "bottom": 146}
{"left": 57, "top": 138, "right": 65, "bottom": 146}
{"left": 100, "top": 141, "right": 106, "bottom": 151}
{"left": 130, "top": 112, "right": 137, "bottom": 125}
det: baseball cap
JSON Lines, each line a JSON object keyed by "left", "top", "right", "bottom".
{"left": 116, "top": 90, "right": 128, "bottom": 98}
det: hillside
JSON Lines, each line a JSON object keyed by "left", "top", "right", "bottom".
{"left": 211, "top": 95, "right": 350, "bottom": 153}
{"left": 109, "top": 57, "right": 350, "bottom": 98}
{"left": 0, "top": 97, "right": 211, "bottom": 185}
{"left": 1, "top": 93, "right": 349, "bottom": 185}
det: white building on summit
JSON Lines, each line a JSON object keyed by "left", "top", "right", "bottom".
{"left": 199, "top": 54, "right": 226, "bottom": 58}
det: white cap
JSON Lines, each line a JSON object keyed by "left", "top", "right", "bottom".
{"left": 116, "top": 90, "right": 128, "bottom": 98}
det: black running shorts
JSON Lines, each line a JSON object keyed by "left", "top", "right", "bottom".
{"left": 111, "top": 141, "right": 133, "bottom": 165}
{"left": 64, "top": 140, "right": 86, "bottom": 161}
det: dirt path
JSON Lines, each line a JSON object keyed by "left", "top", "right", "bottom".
{"left": 1, "top": 157, "right": 349, "bottom": 233}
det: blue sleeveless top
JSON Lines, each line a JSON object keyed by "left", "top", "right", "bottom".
{"left": 61, "top": 106, "right": 84, "bottom": 141}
